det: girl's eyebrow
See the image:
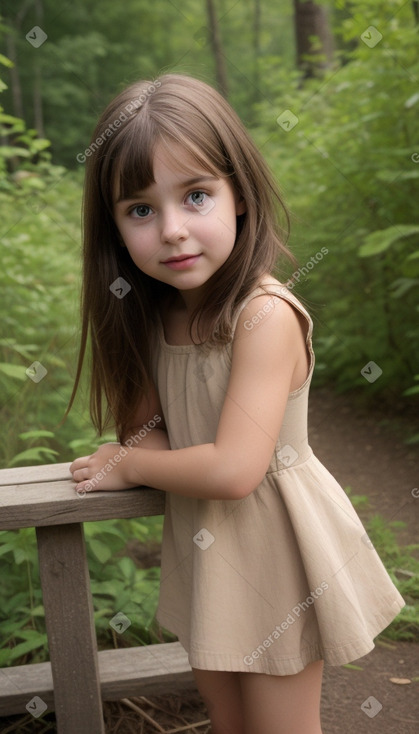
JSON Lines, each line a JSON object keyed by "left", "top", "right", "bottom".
{"left": 115, "top": 175, "right": 218, "bottom": 204}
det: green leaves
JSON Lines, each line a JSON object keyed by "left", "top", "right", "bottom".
{"left": 0, "top": 362, "right": 27, "bottom": 380}
{"left": 89, "top": 539, "right": 113, "bottom": 565}
{"left": 0, "top": 630, "right": 48, "bottom": 664}
{"left": 0, "top": 518, "right": 164, "bottom": 667}
{"left": 405, "top": 92, "right": 419, "bottom": 109}
{"left": 19, "top": 430, "right": 55, "bottom": 441}
{"left": 8, "top": 447, "right": 59, "bottom": 466}
{"left": 359, "top": 225, "right": 419, "bottom": 257}
{"left": 252, "top": 0, "right": 419, "bottom": 409}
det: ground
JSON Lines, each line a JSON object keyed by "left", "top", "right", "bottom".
{"left": 309, "top": 387, "right": 419, "bottom": 734}
{"left": 1, "top": 387, "right": 418, "bottom": 732}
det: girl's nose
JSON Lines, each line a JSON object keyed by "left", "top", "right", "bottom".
{"left": 160, "top": 208, "right": 190, "bottom": 244}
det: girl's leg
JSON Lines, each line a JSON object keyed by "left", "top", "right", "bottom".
{"left": 239, "top": 660, "right": 324, "bottom": 734}
{"left": 192, "top": 667, "right": 245, "bottom": 734}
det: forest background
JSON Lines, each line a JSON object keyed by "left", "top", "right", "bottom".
{"left": 0, "top": 0, "right": 418, "bottom": 668}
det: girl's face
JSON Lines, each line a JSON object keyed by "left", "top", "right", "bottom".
{"left": 113, "top": 142, "right": 245, "bottom": 309}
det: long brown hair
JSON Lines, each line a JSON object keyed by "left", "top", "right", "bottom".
{"left": 67, "top": 73, "right": 295, "bottom": 441}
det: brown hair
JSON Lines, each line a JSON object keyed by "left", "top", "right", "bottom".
{"left": 67, "top": 73, "right": 295, "bottom": 441}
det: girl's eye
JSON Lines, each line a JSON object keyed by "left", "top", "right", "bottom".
{"left": 131, "top": 204, "right": 151, "bottom": 218}
{"left": 188, "top": 191, "right": 207, "bottom": 207}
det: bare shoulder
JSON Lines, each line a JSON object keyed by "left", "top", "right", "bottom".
{"left": 236, "top": 286, "right": 305, "bottom": 343}
{"left": 232, "top": 282, "right": 310, "bottom": 392}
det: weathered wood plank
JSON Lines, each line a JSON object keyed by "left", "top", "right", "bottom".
{"left": 0, "top": 660, "right": 55, "bottom": 714}
{"left": 0, "top": 482, "right": 166, "bottom": 530}
{"left": 99, "top": 644, "right": 195, "bottom": 700}
{"left": 0, "top": 643, "right": 195, "bottom": 716}
{"left": 0, "top": 462, "right": 73, "bottom": 486}
{"left": 36, "top": 523, "right": 105, "bottom": 734}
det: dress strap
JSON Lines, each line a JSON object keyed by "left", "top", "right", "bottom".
{"left": 232, "top": 282, "right": 315, "bottom": 377}
{"left": 233, "top": 283, "right": 313, "bottom": 340}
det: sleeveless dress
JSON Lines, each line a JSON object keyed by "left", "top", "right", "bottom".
{"left": 151, "top": 283, "right": 405, "bottom": 676}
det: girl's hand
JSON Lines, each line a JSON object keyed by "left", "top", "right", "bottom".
{"left": 70, "top": 442, "right": 139, "bottom": 494}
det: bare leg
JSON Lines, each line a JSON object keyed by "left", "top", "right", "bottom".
{"left": 239, "top": 660, "right": 324, "bottom": 734}
{"left": 192, "top": 667, "right": 245, "bottom": 734}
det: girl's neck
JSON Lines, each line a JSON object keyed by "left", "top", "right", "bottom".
{"left": 159, "top": 293, "right": 201, "bottom": 346}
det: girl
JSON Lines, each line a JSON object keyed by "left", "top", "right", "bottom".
{"left": 69, "top": 74, "right": 404, "bottom": 734}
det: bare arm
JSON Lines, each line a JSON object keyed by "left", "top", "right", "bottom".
{"left": 120, "top": 383, "right": 170, "bottom": 451}
{"left": 123, "top": 426, "right": 171, "bottom": 451}
{"left": 71, "top": 295, "right": 309, "bottom": 500}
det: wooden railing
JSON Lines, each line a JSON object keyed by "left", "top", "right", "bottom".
{"left": 0, "top": 463, "right": 195, "bottom": 733}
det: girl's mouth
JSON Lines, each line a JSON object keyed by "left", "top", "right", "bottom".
{"left": 162, "top": 255, "right": 202, "bottom": 270}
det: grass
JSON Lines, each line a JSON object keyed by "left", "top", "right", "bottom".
{"left": 348, "top": 490, "right": 419, "bottom": 642}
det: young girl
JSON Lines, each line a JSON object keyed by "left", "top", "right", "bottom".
{"left": 69, "top": 74, "right": 404, "bottom": 734}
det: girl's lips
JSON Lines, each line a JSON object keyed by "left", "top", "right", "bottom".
{"left": 162, "top": 255, "right": 201, "bottom": 270}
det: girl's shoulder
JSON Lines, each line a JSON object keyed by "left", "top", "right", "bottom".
{"left": 233, "top": 276, "right": 313, "bottom": 336}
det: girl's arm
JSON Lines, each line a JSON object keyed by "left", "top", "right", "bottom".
{"left": 70, "top": 295, "right": 308, "bottom": 500}
{"left": 123, "top": 427, "right": 170, "bottom": 450}
{"left": 120, "top": 383, "right": 170, "bottom": 451}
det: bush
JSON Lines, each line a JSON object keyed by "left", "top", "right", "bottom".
{"left": 252, "top": 0, "right": 419, "bottom": 411}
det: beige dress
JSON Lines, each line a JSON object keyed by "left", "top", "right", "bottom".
{"left": 151, "top": 283, "right": 405, "bottom": 675}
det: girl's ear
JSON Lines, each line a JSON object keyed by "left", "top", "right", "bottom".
{"left": 235, "top": 197, "right": 246, "bottom": 216}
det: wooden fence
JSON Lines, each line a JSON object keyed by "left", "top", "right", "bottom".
{"left": 0, "top": 463, "right": 195, "bottom": 733}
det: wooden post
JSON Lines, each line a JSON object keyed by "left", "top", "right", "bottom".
{"left": 36, "top": 523, "right": 105, "bottom": 734}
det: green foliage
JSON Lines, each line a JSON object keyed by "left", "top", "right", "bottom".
{"left": 368, "top": 516, "right": 419, "bottom": 642}
{"left": 84, "top": 517, "right": 167, "bottom": 649}
{"left": 0, "top": 517, "right": 166, "bottom": 667}
{"left": 252, "top": 0, "right": 419, "bottom": 409}
{"left": 348, "top": 489, "right": 419, "bottom": 642}
{"left": 0, "top": 53, "right": 52, "bottom": 186}
{"left": 0, "top": 0, "right": 297, "bottom": 166}
{"left": 0, "top": 167, "right": 95, "bottom": 468}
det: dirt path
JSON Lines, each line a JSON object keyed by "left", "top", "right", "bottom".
{"left": 308, "top": 387, "right": 418, "bottom": 545}
{"left": 310, "top": 387, "right": 419, "bottom": 733}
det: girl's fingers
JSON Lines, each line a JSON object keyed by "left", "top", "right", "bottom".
{"left": 75, "top": 480, "right": 94, "bottom": 496}
{"left": 71, "top": 469, "right": 90, "bottom": 483}
{"left": 69, "top": 456, "right": 91, "bottom": 474}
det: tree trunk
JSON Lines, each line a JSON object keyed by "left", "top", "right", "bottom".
{"left": 5, "top": 31, "right": 24, "bottom": 119}
{"left": 206, "top": 0, "right": 229, "bottom": 98}
{"left": 33, "top": 0, "right": 45, "bottom": 137}
{"left": 293, "top": 0, "right": 334, "bottom": 78}
{"left": 252, "top": 0, "right": 262, "bottom": 104}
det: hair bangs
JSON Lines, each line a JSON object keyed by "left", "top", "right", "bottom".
{"left": 111, "top": 116, "right": 159, "bottom": 206}
{"left": 158, "top": 131, "right": 223, "bottom": 181}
